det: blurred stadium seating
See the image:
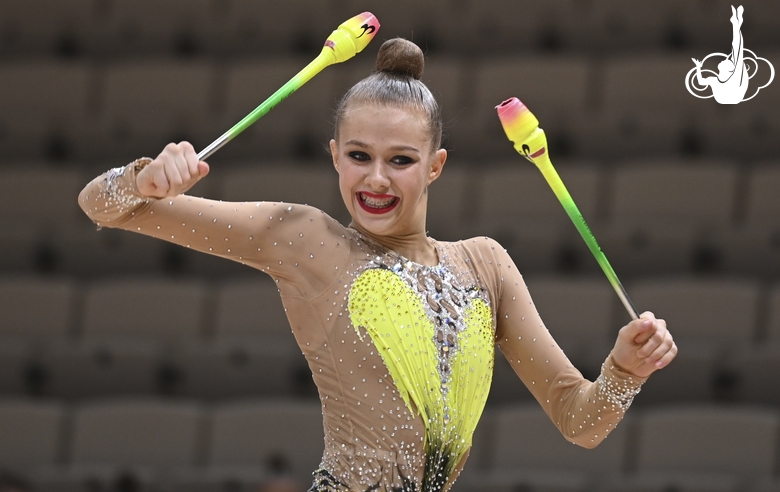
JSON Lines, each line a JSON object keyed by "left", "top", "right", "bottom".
{"left": 1, "top": 1, "right": 779, "bottom": 490}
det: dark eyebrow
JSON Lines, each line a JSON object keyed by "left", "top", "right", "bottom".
{"left": 344, "top": 140, "right": 421, "bottom": 154}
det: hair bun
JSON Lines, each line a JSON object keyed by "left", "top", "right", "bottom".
{"left": 375, "top": 38, "right": 424, "bottom": 80}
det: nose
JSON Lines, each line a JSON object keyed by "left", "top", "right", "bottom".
{"left": 364, "top": 159, "right": 390, "bottom": 191}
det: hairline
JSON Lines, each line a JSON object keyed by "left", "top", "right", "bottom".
{"left": 335, "top": 99, "right": 442, "bottom": 154}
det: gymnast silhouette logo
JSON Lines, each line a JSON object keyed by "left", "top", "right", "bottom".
{"left": 685, "top": 5, "right": 774, "bottom": 104}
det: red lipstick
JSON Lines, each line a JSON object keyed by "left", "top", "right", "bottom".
{"left": 356, "top": 191, "right": 399, "bottom": 214}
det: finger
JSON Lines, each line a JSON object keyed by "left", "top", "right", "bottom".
{"left": 625, "top": 312, "right": 657, "bottom": 345}
{"left": 181, "top": 142, "right": 200, "bottom": 178}
{"left": 172, "top": 146, "right": 191, "bottom": 183}
{"left": 643, "top": 330, "right": 674, "bottom": 364}
{"left": 165, "top": 152, "right": 185, "bottom": 194}
{"left": 630, "top": 320, "right": 655, "bottom": 345}
{"left": 635, "top": 317, "right": 668, "bottom": 357}
{"left": 636, "top": 326, "right": 667, "bottom": 359}
{"left": 653, "top": 341, "right": 678, "bottom": 369}
{"left": 151, "top": 163, "right": 170, "bottom": 197}
{"left": 197, "top": 161, "right": 210, "bottom": 177}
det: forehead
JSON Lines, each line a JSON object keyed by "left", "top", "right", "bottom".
{"left": 338, "top": 104, "right": 430, "bottom": 149}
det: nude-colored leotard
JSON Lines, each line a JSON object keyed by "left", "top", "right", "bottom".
{"left": 79, "top": 159, "right": 645, "bottom": 492}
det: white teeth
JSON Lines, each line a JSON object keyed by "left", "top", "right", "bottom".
{"left": 361, "top": 193, "right": 395, "bottom": 208}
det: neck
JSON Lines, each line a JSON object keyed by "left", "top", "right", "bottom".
{"left": 351, "top": 222, "right": 439, "bottom": 266}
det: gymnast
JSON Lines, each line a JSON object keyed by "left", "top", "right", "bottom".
{"left": 692, "top": 5, "right": 749, "bottom": 104}
{"left": 79, "top": 38, "right": 676, "bottom": 492}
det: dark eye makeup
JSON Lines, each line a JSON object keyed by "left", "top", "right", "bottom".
{"left": 348, "top": 151, "right": 371, "bottom": 161}
{"left": 346, "top": 150, "right": 416, "bottom": 166}
{"left": 391, "top": 155, "right": 414, "bottom": 165}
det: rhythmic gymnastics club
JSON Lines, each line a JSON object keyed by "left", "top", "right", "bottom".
{"left": 496, "top": 97, "right": 639, "bottom": 320}
{"left": 197, "top": 12, "right": 380, "bottom": 160}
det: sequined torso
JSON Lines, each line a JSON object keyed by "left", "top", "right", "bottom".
{"left": 298, "top": 231, "right": 495, "bottom": 492}
{"left": 81, "top": 166, "right": 647, "bottom": 492}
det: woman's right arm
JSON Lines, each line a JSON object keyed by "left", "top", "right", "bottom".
{"left": 79, "top": 142, "right": 349, "bottom": 295}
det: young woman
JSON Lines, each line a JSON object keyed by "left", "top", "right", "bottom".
{"left": 79, "top": 38, "right": 676, "bottom": 492}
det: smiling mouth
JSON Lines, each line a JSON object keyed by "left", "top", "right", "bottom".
{"left": 357, "top": 192, "right": 399, "bottom": 214}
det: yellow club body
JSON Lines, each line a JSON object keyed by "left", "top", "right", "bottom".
{"left": 496, "top": 97, "right": 639, "bottom": 320}
{"left": 321, "top": 12, "right": 380, "bottom": 65}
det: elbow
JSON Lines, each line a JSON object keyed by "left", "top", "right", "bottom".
{"left": 565, "top": 432, "right": 606, "bottom": 450}
{"left": 78, "top": 185, "right": 89, "bottom": 215}
{"left": 78, "top": 179, "right": 112, "bottom": 227}
{"left": 559, "top": 418, "right": 611, "bottom": 449}
{"left": 574, "top": 437, "right": 603, "bottom": 450}
{"left": 78, "top": 183, "right": 98, "bottom": 222}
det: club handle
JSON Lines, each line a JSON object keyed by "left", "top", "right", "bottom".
{"left": 497, "top": 98, "right": 638, "bottom": 320}
{"left": 196, "top": 12, "right": 379, "bottom": 161}
{"left": 534, "top": 150, "right": 639, "bottom": 320}
{"left": 197, "top": 55, "right": 330, "bottom": 161}
{"left": 197, "top": 130, "right": 230, "bottom": 161}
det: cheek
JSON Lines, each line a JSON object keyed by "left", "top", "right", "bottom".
{"left": 392, "top": 176, "right": 426, "bottom": 205}
{"left": 337, "top": 164, "right": 360, "bottom": 198}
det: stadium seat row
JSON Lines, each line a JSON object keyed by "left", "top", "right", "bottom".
{"left": 1, "top": 275, "right": 778, "bottom": 345}
{"left": 0, "top": 397, "right": 324, "bottom": 489}
{"left": 462, "top": 404, "right": 780, "bottom": 492}
{"left": 0, "top": 399, "right": 778, "bottom": 492}
{"left": 0, "top": 52, "right": 778, "bottom": 161}
{"left": 3, "top": 160, "right": 780, "bottom": 277}
{"left": 1, "top": 0, "right": 778, "bottom": 58}
{"left": 2, "top": 275, "right": 780, "bottom": 406}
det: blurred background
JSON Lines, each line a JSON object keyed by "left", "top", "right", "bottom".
{"left": 0, "top": 0, "right": 779, "bottom": 491}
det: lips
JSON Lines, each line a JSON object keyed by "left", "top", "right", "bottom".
{"left": 356, "top": 191, "right": 399, "bottom": 214}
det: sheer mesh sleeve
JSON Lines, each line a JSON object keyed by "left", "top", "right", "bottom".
{"left": 78, "top": 159, "right": 350, "bottom": 298}
{"left": 468, "top": 237, "right": 646, "bottom": 448}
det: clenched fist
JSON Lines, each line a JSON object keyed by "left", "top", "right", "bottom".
{"left": 611, "top": 311, "right": 677, "bottom": 378}
{"left": 136, "top": 142, "right": 209, "bottom": 198}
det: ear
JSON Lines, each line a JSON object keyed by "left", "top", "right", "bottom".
{"left": 427, "top": 148, "right": 447, "bottom": 186}
{"left": 330, "top": 139, "right": 339, "bottom": 172}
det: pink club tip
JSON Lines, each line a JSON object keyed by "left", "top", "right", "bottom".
{"left": 496, "top": 96, "right": 539, "bottom": 143}
{"left": 496, "top": 97, "right": 528, "bottom": 126}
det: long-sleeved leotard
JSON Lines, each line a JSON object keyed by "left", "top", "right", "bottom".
{"left": 79, "top": 159, "right": 646, "bottom": 492}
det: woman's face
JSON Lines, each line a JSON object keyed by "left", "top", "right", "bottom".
{"left": 330, "top": 104, "right": 446, "bottom": 238}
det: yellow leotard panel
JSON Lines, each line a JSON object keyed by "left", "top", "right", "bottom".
{"left": 348, "top": 267, "right": 493, "bottom": 487}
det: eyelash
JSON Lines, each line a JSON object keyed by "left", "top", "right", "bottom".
{"left": 347, "top": 152, "right": 414, "bottom": 166}
{"left": 348, "top": 151, "right": 370, "bottom": 162}
{"left": 391, "top": 156, "right": 414, "bottom": 165}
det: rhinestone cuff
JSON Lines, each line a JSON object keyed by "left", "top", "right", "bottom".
{"left": 101, "top": 158, "right": 153, "bottom": 213}
{"left": 596, "top": 356, "right": 646, "bottom": 412}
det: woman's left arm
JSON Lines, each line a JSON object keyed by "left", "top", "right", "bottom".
{"left": 475, "top": 238, "right": 675, "bottom": 448}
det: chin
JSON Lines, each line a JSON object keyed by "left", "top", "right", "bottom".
{"left": 353, "top": 217, "right": 396, "bottom": 236}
